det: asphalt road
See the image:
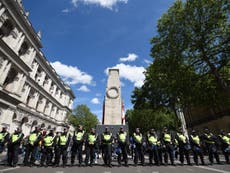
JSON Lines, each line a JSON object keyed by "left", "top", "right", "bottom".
{"left": 0, "top": 157, "right": 229, "bottom": 173}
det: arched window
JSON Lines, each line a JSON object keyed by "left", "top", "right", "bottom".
{"left": 0, "top": 19, "right": 14, "bottom": 37}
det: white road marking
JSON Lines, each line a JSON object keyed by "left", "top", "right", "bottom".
{"left": 0, "top": 166, "right": 20, "bottom": 173}
{"left": 152, "top": 171, "right": 159, "bottom": 173}
{"left": 56, "top": 171, "right": 64, "bottom": 173}
{"left": 195, "top": 166, "right": 230, "bottom": 173}
{"left": 104, "top": 171, "right": 111, "bottom": 173}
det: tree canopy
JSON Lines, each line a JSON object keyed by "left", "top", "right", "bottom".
{"left": 128, "top": 0, "right": 229, "bottom": 132}
{"left": 68, "top": 104, "right": 99, "bottom": 132}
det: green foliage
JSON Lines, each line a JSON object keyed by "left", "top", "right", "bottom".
{"left": 129, "top": 0, "right": 229, "bottom": 132}
{"left": 126, "top": 108, "right": 180, "bottom": 134}
{"left": 68, "top": 104, "right": 99, "bottom": 132}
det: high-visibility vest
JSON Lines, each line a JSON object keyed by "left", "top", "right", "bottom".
{"left": 164, "top": 133, "right": 171, "bottom": 142}
{"left": 118, "top": 132, "right": 127, "bottom": 143}
{"left": 221, "top": 135, "right": 230, "bottom": 145}
{"left": 103, "top": 133, "right": 112, "bottom": 142}
{"left": 191, "top": 135, "right": 200, "bottom": 145}
{"left": 75, "top": 131, "right": 84, "bottom": 141}
{"left": 88, "top": 134, "right": 97, "bottom": 144}
{"left": 0, "top": 132, "right": 7, "bottom": 142}
{"left": 43, "top": 136, "right": 54, "bottom": 147}
{"left": 134, "top": 133, "right": 142, "bottom": 143}
{"left": 148, "top": 135, "right": 157, "bottom": 145}
{"left": 59, "top": 135, "right": 68, "bottom": 145}
{"left": 11, "top": 134, "right": 21, "bottom": 143}
{"left": 178, "top": 133, "right": 186, "bottom": 143}
{"left": 205, "top": 134, "right": 215, "bottom": 144}
{"left": 29, "top": 133, "right": 38, "bottom": 145}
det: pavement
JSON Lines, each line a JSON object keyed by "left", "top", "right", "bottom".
{"left": 0, "top": 154, "right": 229, "bottom": 173}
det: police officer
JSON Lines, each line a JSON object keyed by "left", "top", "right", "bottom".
{"left": 133, "top": 128, "right": 144, "bottom": 166}
{"left": 7, "top": 127, "right": 24, "bottom": 167}
{"left": 176, "top": 127, "right": 191, "bottom": 165}
{"left": 147, "top": 129, "right": 160, "bottom": 166}
{"left": 23, "top": 126, "right": 42, "bottom": 166}
{"left": 85, "top": 128, "right": 98, "bottom": 167}
{"left": 189, "top": 130, "right": 205, "bottom": 166}
{"left": 218, "top": 130, "right": 229, "bottom": 164}
{"left": 0, "top": 127, "right": 10, "bottom": 153}
{"left": 161, "top": 127, "right": 175, "bottom": 166}
{"left": 101, "top": 127, "right": 113, "bottom": 167}
{"left": 117, "top": 126, "right": 128, "bottom": 167}
{"left": 202, "top": 128, "right": 220, "bottom": 165}
{"left": 55, "top": 128, "right": 70, "bottom": 167}
{"left": 53, "top": 131, "right": 60, "bottom": 167}
{"left": 71, "top": 125, "right": 85, "bottom": 166}
{"left": 40, "top": 129, "right": 54, "bottom": 167}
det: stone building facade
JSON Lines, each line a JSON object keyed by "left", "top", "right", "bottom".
{"left": 0, "top": 0, "right": 75, "bottom": 136}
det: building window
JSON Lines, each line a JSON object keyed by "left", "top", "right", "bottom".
{"left": 18, "top": 41, "right": 29, "bottom": 56}
{"left": 0, "top": 19, "right": 14, "bottom": 37}
{"left": 3, "top": 67, "right": 17, "bottom": 88}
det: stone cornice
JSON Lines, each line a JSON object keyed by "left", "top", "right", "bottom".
{"left": 0, "top": 39, "right": 31, "bottom": 74}
{"left": 2, "top": 0, "right": 42, "bottom": 49}
{"left": 0, "top": 89, "right": 21, "bottom": 108}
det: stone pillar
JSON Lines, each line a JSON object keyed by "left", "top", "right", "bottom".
{"left": 0, "top": 60, "right": 12, "bottom": 85}
{"left": 20, "top": 47, "right": 36, "bottom": 67}
{"left": 28, "top": 92, "right": 39, "bottom": 108}
{"left": 44, "top": 102, "right": 52, "bottom": 116}
{"left": 50, "top": 106, "right": 57, "bottom": 119}
{"left": 14, "top": 33, "right": 25, "bottom": 54}
{"left": 37, "top": 97, "right": 47, "bottom": 113}
{"left": 38, "top": 71, "right": 46, "bottom": 86}
{"left": 0, "top": 6, "right": 6, "bottom": 18}
{"left": 0, "top": 61, "right": 11, "bottom": 85}
{"left": 44, "top": 78, "right": 52, "bottom": 91}
{"left": 30, "top": 61, "right": 39, "bottom": 79}
{"left": 21, "top": 84, "right": 31, "bottom": 103}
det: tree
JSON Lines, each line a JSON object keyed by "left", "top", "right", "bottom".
{"left": 68, "top": 104, "right": 99, "bottom": 132}
{"left": 126, "top": 108, "right": 180, "bottom": 134}
{"left": 151, "top": 0, "right": 230, "bottom": 98}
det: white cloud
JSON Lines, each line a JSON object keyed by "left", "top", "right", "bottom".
{"left": 91, "top": 98, "right": 100, "bottom": 104}
{"left": 51, "top": 61, "right": 93, "bottom": 85}
{"left": 77, "top": 85, "right": 90, "bottom": 92}
{"left": 71, "top": 0, "right": 128, "bottom": 10}
{"left": 144, "top": 59, "right": 152, "bottom": 64}
{"left": 105, "top": 63, "right": 146, "bottom": 87}
{"left": 119, "top": 53, "right": 138, "bottom": 62}
{"left": 62, "top": 8, "right": 70, "bottom": 13}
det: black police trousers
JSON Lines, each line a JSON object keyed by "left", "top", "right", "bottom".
{"left": 102, "top": 144, "right": 112, "bottom": 166}
{"left": 163, "top": 143, "right": 174, "bottom": 165}
{"left": 85, "top": 144, "right": 95, "bottom": 165}
{"left": 178, "top": 145, "right": 190, "bottom": 165}
{"left": 149, "top": 145, "right": 159, "bottom": 165}
{"left": 23, "top": 144, "right": 38, "bottom": 165}
{"left": 71, "top": 144, "right": 83, "bottom": 165}
{"left": 56, "top": 146, "right": 68, "bottom": 166}
{"left": 40, "top": 146, "right": 53, "bottom": 166}
{"left": 7, "top": 144, "right": 20, "bottom": 166}
{"left": 192, "top": 146, "right": 204, "bottom": 165}
{"left": 118, "top": 143, "right": 128, "bottom": 165}
{"left": 134, "top": 143, "right": 144, "bottom": 165}
{"left": 207, "top": 144, "right": 220, "bottom": 164}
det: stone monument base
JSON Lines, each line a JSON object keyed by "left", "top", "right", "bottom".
{"left": 96, "top": 124, "right": 129, "bottom": 137}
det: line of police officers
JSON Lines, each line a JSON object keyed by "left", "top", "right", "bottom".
{"left": 0, "top": 125, "right": 229, "bottom": 167}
